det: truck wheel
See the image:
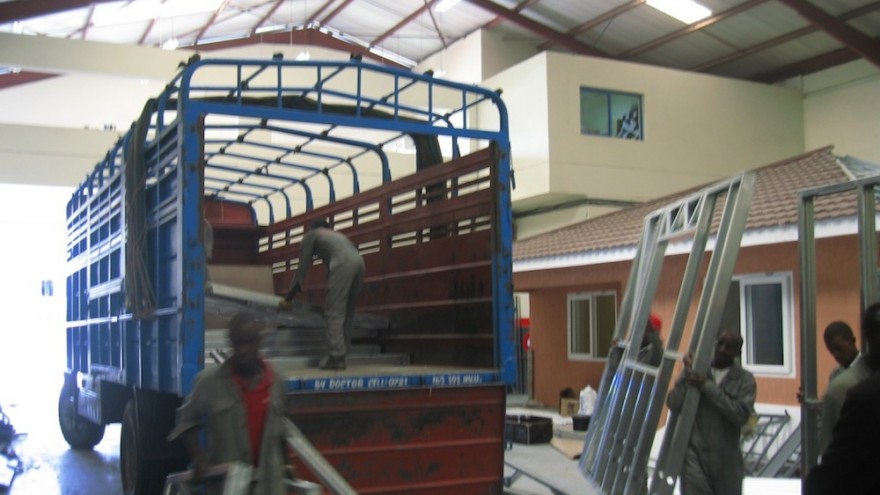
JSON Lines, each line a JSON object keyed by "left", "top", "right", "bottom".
{"left": 121, "top": 400, "right": 168, "bottom": 495}
{"left": 58, "top": 385, "right": 105, "bottom": 449}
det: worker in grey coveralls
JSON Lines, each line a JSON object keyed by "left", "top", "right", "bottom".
{"left": 284, "top": 219, "right": 365, "bottom": 370}
{"left": 818, "top": 312, "right": 880, "bottom": 455}
{"left": 666, "top": 330, "right": 756, "bottom": 495}
{"left": 168, "top": 311, "right": 288, "bottom": 495}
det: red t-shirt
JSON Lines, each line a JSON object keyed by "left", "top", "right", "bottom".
{"left": 231, "top": 360, "right": 273, "bottom": 465}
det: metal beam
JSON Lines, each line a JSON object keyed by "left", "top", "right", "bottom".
{"left": 537, "top": 0, "right": 645, "bottom": 51}
{"left": 776, "top": 0, "right": 880, "bottom": 69}
{"left": 425, "top": 1, "right": 449, "bottom": 49}
{"left": 372, "top": 1, "right": 437, "bottom": 47}
{"left": 319, "top": 0, "right": 355, "bottom": 25}
{"left": 194, "top": 0, "right": 232, "bottom": 45}
{"left": 466, "top": 0, "right": 609, "bottom": 58}
{"left": 752, "top": 44, "right": 863, "bottom": 83}
{"left": 481, "top": 0, "right": 539, "bottom": 30}
{"left": 0, "top": 0, "right": 116, "bottom": 23}
{"left": 139, "top": 17, "right": 158, "bottom": 45}
{"left": 0, "top": 70, "right": 58, "bottom": 90}
{"left": 82, "top": 4, "right": 95, "bottom": 40}
{"left": 306, "top": 0, "right": 336, "bottom": 27}
{"left": 250, "top": 0, "right": 286, "bottom": 35}
{"left": 620, "top": 0, "right": 770, "bottom": 59}
{"left": 693, "top": 1, "right": 880, "bottom": 72}
{"left": 195, "top": 28, "right": 410, "bottom": 69}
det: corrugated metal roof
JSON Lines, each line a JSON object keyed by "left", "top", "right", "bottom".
{"left": 513, "top": 147, "right": 880, "bottom": 262}
{"left": 2, "top": 0, "right": 879, "bottom": 83}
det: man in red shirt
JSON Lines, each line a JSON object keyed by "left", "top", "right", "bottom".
{"left": 169, "top": 311, "right": 288, "bottom": 495}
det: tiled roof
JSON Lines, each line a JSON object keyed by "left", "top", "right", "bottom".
{"left": 513, "top": 147, "right": 879, "bottom": 262}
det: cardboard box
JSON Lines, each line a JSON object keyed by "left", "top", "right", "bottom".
{"left": 559, "top": 398, "right": 579, "bottom": 417}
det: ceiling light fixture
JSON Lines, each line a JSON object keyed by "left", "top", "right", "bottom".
{"left": 255, "top": 24, "right": 287, "bottom": 34}
{"left": 434, "top": 0, "right": 463, "bottom": 14}
{"left": 646, "top": 0, "right": 712, "bottom": 24}
{"left": 162, "top": 38, "right": 180, "bottom": 50}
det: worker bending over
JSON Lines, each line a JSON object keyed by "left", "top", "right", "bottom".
{"left": 283, "top": 219, "right": 365, "bottom": 370}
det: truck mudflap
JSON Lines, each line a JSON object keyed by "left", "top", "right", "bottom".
{"left": 286, "top": 384, "right": 506, "bottom": 495}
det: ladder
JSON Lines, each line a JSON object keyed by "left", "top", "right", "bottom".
{"left": 580, "top": 172, "right": 756, "bottom": 495}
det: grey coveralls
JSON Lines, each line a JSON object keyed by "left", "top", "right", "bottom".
{"left": 819, "top": 354, "right": 871, "bottom": 454}
{"left": 666, "top": 362, "right": 756, "bottom": 495}
{"left": 293, "top": 227, "right": 365, "bottom": 358}
{"left": 168, "top": 360, "right": 288, "bottom": 495}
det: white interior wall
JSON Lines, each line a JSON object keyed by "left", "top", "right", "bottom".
{"left": 4, "top": 28, "right": 879, "bottom": 235}
{"left": 415, "top": 28, "right": 535, "bottom": 84}
{"left": 799, "top": 60, "right": 880, "bottom": 164}
{"left": 544, "top": 51, "right": 805, "bottom": 203}
{"left": 478, "top": 29, "right": 538, "bottom": 81}
{"left": 482, "top": 54, "right": 552, "bottom": 206}
{"left": 0, "top": 124, "right": 119, "bottom": 186}
{"left": 417, "top": 30, "right": 483, "bottom": 84}
{"left": 479, "top": 48, "right": 804, "bottom": 238}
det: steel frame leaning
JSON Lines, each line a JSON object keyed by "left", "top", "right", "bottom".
{"left": 797, "top": 174, "right": 880, "bottom": 473}
{"left": 580, "top": 172, "right": 756, "bottom": 495}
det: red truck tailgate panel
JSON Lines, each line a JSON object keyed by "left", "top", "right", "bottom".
{"left": 287, "top": 384, "right": 506, "bottom": 494}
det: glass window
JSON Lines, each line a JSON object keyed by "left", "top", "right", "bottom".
{"left": 580, "top": 87, "right": 643, "bottom": 140}
{"left": 720, "top": 273, "right": 794, "bottom": 376}
{"left": 568, "top": 292, "right": 617, "bottom": 360}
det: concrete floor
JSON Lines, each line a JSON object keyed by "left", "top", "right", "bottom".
{"left": 2, "top": 380, "right": 121, "bottom": 495}
{"left": 0, "top": 389, "right": 581, "bottom": 495}
{"left": 0, "top": 393, "right": 800, "bottom": 495}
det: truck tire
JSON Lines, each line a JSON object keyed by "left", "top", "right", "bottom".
{"left": 121, "top": 400, "right": 171, "bottom": 495}
{"left": 58, "top": 385, "right": 105, "bottom": 449}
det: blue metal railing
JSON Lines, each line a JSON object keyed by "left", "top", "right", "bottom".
{"left": 65, "top": 56, "right": 514, "bottom": 396}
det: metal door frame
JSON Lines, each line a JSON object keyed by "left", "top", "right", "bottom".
{"left": 798, "top": 174, "right": 880, "bottom": 472}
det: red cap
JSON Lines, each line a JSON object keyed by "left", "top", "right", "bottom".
{"left": 648, "top": 313, "right": 662, "bottom": 332}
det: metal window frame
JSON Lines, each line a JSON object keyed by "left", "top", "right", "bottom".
{"left": 579, "top": 86, "right": 644, "bottom": 140}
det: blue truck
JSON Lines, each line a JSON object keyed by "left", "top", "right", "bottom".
{"left": 59, "top": 57, "right": 515, "bottom": 494}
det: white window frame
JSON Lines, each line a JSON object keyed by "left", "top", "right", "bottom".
{"left": 734, "top": 272, "right": 795, "bottom": 377}
{"left": 567, "top": 291, "right": 617, "bottom": 361}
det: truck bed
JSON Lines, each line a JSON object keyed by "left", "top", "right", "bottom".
{"left": 205, "top": 276, "right": 500, "bottom": 390}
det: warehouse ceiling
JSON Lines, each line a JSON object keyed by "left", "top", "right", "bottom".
{"left": 1, "top": 0, "right": 879, "bottom": 89}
